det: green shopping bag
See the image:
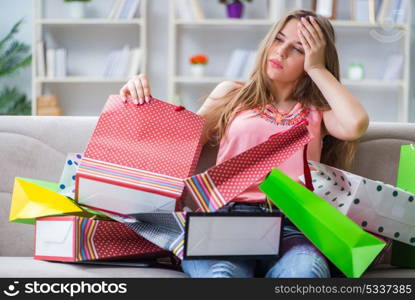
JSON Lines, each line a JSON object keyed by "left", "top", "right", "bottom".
{"left": 259, "top": 169, "right": 386, "bottom": 278}
{"left": 392, "top": 145, "right": 415, "bottom": 268}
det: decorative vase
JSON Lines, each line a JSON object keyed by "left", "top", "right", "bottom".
{"left": 226, "top": 2, "right": 244, "bottom": 19}
{"left": 68, "top": 2, "right": 86, "bottom": 19}
{"left": 190, "top": 64, "right": 205, "bottom": 77}
{"left": 348, "top": 63, "right": 365, "bottom": 80}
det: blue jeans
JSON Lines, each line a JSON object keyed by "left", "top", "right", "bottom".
{"left": 181, "top": 203, "right": 331, "bottom": 278}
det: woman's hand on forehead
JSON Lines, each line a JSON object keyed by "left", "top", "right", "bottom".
{"left": 297, "top": 16, "right": 327, "bottom": 73}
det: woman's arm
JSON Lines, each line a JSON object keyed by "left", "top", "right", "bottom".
{"left": 308, "top": 68, "right": 369, "bottom": 141}
{"left": 298, "top": 16, "right": 369, "bottom": 141}
{"left": 197, "top": 80, "right": 243, "bottom": 145}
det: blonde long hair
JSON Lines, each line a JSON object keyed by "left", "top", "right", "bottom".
{"left": 198, "top": 9, "right": 357, "bottom": 171}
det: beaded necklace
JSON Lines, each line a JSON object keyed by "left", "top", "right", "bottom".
{"left": 251, "top": 103, "right": 309, "bottom": 126}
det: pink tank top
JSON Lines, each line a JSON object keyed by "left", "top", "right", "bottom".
{"left": 216, "top": 102, "right": 323, "bottom": 203}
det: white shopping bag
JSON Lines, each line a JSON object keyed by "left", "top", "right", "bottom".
{"left": 184, "top": 212, "right": 283, "bottom": 259}
{"left": 57, "top": 153, "right": 83, "bottom": 199}
{"left": 300, "top": 161, "right": 415, "bottom": 246}
{"left": 77, "top": 177, "right": 176, "bottom": 214}
{"left": 35, "top": 216, "right": 75, "bottom": 261}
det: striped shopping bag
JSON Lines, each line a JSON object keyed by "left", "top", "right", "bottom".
{"left": 34, "top": 216, "right": 169, "bottom": 262}
{"left": 184, "top": 119, "right": 313, "bottom": 212}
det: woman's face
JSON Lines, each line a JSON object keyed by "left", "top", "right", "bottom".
{"left": 266, "top": 18, "right": 306, "bottom": 83}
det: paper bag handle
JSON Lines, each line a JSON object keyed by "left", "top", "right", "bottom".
{"left": 267, "top": 118, "right": 313, "bottom": 191}
{"left": 303, "top": 144, "right": 314, "bottom": 191}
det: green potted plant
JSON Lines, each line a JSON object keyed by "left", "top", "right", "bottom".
{"left": 218, "top": 0, "right": 253, "bottom": 19}
{"left": 0, "top": 19, "right": 32, "bottom": 115}
{"left": 64, "top": 0, "right": 92, "bottom": 19}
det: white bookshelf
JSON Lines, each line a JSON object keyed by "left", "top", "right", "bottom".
{"left": 31, "top": 0, "right": 148, "bottom": 116}
{"left": 174, "top": 18, "right": 407, "bottom": 29}
{"left": 168, "top": 0, "right": 412, "bottom": 122}
{"left": 36, "top": 19, "right": 143, "bottom": 25}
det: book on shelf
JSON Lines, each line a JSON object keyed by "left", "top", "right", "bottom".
{"left": 46, "top": 48, "right": 55, "bottom": 78}
{"left": 224, "top": 48, "right": 251, "bottom": 79}
{"left": 107, "top": 0, "right": 141, "bottom": 19}
{"left": 381, "top": 54, "right": 404, "bottom": 80}
{"left": 45, "top": 47, "right": 67, "bottom": 78}
{"left": 374, "top": 0, "right": 383, "bottom": 17}
{"left": 108, "top": 0, "right": 124, "bottom": 19}
{"left": 369, "top": 0, "right": 377, "bottom": 23}
{"left": 376, "top": 0, "right": 407, "bottom": 24}
{"left": 190, "top": 0, "right": 204, "bottom": 20}
{"left": 115, "top": 45, "right": 131, "bottom": 77}
{"left": 351, "top": 0, "right": 372, "bottom": 22}
{"left": 55, "top": 48, "right": 67, "bottom": 77}
{"left": 36, "top": 41, "right": 46, "bottom": 77}
{"left": 103, "top": 46, "right": 142, "bottom": 77}
{"left": 128, "top": 48, "right": 142, "bottom": 76}
{"left": 175, "top": 0, "right": 205, "bottom": 21}
{"left": 392, "top": 0, "right": 407, "bottom": 24}
{"left": 314, "top": 0, "right": 337, "bottom": 19}
{"left": 269, "top": 0, "right": 286, "bottom": 20}
{"left": 350, "top": 0, "right": 408, "bottom": 24}
{"left": 241, "top": 50, "right": 257, "bottom": 80}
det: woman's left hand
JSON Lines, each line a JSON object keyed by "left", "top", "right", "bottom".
{"left": 297, "top": 16, "right": 327, "bottom": 73}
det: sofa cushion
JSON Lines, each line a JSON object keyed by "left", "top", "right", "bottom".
{"left": 0, "top": 192, "right": 34, "bottom": 256}
{"left": 351, "top": 122, "right": 415, "bottom": 185}
{"left": 0, "top": 257, "right": 188, "bottom": 278}
{"left": 0, "top": 116, "right": 97, "bottom": 195}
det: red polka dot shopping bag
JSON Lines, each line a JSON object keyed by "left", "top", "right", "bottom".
{"left": 75, "top": 95, "right": 205, "bottom": 215}
{"left": 184, "top": 119, "right": 313, "bottom": 212}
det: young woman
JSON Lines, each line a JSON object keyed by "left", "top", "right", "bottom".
{"left": 119, "top": 9, "right": 369, "bottom": 278}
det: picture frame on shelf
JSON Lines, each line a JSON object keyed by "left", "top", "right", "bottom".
{"left": 312, "top": 0, "right": 337, "bottom": 20}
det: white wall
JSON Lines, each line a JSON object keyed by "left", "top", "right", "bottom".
{"left": 0, "top": 0, "right": 414, "bottom": 121}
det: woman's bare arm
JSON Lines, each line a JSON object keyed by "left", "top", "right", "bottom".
{"left": 197, "top": 80, "right": 243, "bottom": 145}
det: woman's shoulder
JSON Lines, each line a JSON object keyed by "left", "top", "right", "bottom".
{"left": 209, "top": 80, "right": 244, "bottom": 99}
{"left": 196, "top": 81, "right": 244, "bottom": 116}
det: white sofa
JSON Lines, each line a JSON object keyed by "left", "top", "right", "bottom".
{"left": 1, "top": 116, "right": 415, "bottom": 278}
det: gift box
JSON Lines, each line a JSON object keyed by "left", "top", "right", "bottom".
{"left": 76, "top": 95, "right": 205, "bottom": 215}
{"left": 57, "top": 153, "right": 83, "bottom": 199}
{"left": 259, "top": 168, "right": 386, "bottom": 278}
{"left": 184, "top": 119, "right": 313, "bottom": 212}
{"left": 34, "top": 216, "right": 168, "bottom": 262}
{"left": 392, "top": 145, "right": 415, "bottom": 268}
{"left": 300, "top": 160, "right": 415, "bottom": 246}
{"left": 184, "top": 212, "right": 283, "bottom": 259}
